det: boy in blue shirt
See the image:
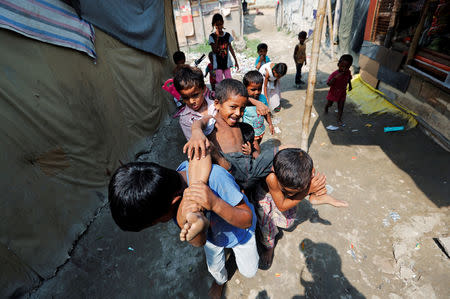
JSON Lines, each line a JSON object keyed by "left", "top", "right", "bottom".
{"left": 109, "top": 156, "right": 258, "bottom": 298}
{"left": 255, "top": 43, "right": 270, "bottom": 70}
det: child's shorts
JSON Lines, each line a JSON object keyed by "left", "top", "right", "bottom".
{"left": 222, "top": 146, "right": 278, "bottom": 190}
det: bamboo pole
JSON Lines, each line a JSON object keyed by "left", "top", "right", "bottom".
{"left": 406, "top": 0, "right": 430, "bottom": 64}
{"left": 300, "top": 0, "right": 327, "bottom": 151}
{"left": 326, "top": 0, "right": 334, "bottom": 60}
{"left": 333, "top": 0, "right": 341, "bottom": 45}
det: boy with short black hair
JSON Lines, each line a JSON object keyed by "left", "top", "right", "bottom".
{"left": 255, "top": 43, "right": 270, "bottom": 70}
{"left": 173, "top": 50, "right": 186, "bottom": 66}
{"left": 294, "top": 31, "right": 308, "bottom": 88}
{"left": 109, "top": 157, "right": 259, "bottom": 298}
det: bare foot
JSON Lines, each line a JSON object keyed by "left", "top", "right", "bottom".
{"left": 309, "top": 193, "right": 349, "bottom": 207}
{"left": 259, "top": 246, "right": 275, "bottom": 269}
{"left": 208, "top": 281, "right": 224, "bottom": 299}
{"left": 179, "top": 212, "right": 209, "bottom": 242}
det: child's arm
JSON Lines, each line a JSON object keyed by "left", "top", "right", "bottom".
{"left": 184, "top": 117, "right": 212, "bottom": 160}
{"left": 247, "top": 97, "right": 270, "bottom": 116}
{"left": 348, "top": 75, "right": 353, "bottom": 91}
{"left": 265, "top": 112, "right": 274, "bottom": 135}
{"left": 293, "top": 45, "right": 299, "bottom": 63}
{"left": 183, "top": 182, "right": 253, "bottom": 228}
{"left": 263, "top": 71, "right": 270, "bottom": 100}
{"left": 266, "top": 173, "right": 306, "bottom": 212}
{"left": 229, "top": 43, "right": 239, "bottom": 70}
{"left": 255, "top": 55, "right": 265, "bottom": 70}
{"left": 327, "top": 72, "right": 343, "bottom": 86}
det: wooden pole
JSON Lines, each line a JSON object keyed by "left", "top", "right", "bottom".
{"left": 333, "top": 0, "right": 341, "bottom": 45}
{"left": 300, "top": 0, "right": 327, "bottom": 151}
{"left": 406, "top": 0, "right": 430, "bottom": 65}
{"left": 326, "top": 0, "right": 334, "bottom": 60}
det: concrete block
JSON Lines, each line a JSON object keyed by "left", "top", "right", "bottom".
{"left": 420, "top": 81, "right": 441, "bottom": 99}
{"left": 425, "top": 97, "right": 447, "bottom": 114}
{"left": 407, "top": 75, "right": 422, "bottom": 97}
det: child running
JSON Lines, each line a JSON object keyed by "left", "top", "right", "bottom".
{"left": 293, "top": 31, "right": 307, "bottom": 88}
{"left": 259, "top": 62, "right": 287, "bottom": 112}
{"left": 253, "top": 148, "right": 348, "bottom": 268}
{"left": 242, "top": 71, "right": 274, "bottom": 143}
{"left": 209, "top": 13, "right": 239, "bottom": 83}
{"left": 255, "top": 43, "right": 270, "bottom": 70}
{"left": 204, "top": 52, "right": 217, "bottom": 91}
{"left": 324, "top": 54, "right": 353, "bottom": 125}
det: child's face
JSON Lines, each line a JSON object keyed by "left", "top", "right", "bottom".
{"left": 273, "top": 70, "right": 283, "bottom": 79}
{"left": 279, "top": 183, "right": 309, "bottom": 200}
{"left": 214, "top": 20, "right": 224, "bottom": 33}
{"left": 257, "top": 48, "right": 268, "bottom": 57}
{"left": 338, "top": 60, "right": 351, "bottom": 73}
{"left": 176, "top": 59, "right": 186, "bottom": 66}
{"left": 246, "top": 82, "right": 262, "bottom": 100}
{"left": 299, "top": 37, "right": 306, "bottom": 44}
{"left": 214, "top": 94, "right": 247, "bottom": 126}
{"left": 179, "top": 85, "right": 206, "bottom": 111}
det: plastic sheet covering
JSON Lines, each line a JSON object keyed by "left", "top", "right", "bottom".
{"left": 347, "top": 75, "right": 418, "bottom": 129}
{"left": 0, "top": 0, "right": 178, "bottom": 296}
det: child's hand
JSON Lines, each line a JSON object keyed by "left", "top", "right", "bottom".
{"left": 235, "top": 61, "right": 239, "bottom": 71}
{"left": 183, "top": 131, "right": 210, "bottom": 160}
{"left": 308, "top": 170, "right": 327, "bottom": 195}
{"left": 242, "top": 141, "right": 252, "bottom": 155}
{"left": 179, "top": 199, "right": 203, "bottom": 223}
{"left": 269, "top": 124, "right": 275, "bottom": 135}
{"left": 183, "top": 182, "right": 217, "bottom": 211}
{"left": 255, "top": 101, "right": 269, "bottom": 116}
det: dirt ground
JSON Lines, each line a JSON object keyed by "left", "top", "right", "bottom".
{"left": 31, "top": 8, "right": 449, "bottom": 299}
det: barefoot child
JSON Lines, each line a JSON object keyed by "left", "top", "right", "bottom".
{"left": 242, "top": 71, "right": 274, "bottom": 143}
{"left": 293, "top": 31, "right": 307, "bottom": 88}
{"left": 255, "top": 43, "right": 270, "bottom": 70}
{"left": 259, "top": 62, "right": 287, "bottom": 112}
{"left": 209, "top": 13, "right": 239, "bottom": 83}
{"left": 324, "top": 54, "right": 353, "bottom": 125}
{"left": 108, "top": 155, "right": 259, "bottom": 298}
{"left": 254, "top": 148, "right": 348, "bottom": 268}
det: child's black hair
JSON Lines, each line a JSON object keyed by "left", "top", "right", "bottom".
{"left": 273, "top": 63, "right": 288, "bottom": 77}
{"left": 339, "top": 54, "right": 353, "bottom": 65}
{"left": 173, "top": 51, "right": 186, "bottom": 64}
{"left": 243, "top": 70, "right": 264, "bottom": 87}
{"left": 298, "top": 31, "right": 307, "bottom": 39}
{"left": 173, "top": 65, "right": 206, "bottom": 92}
{"left": 257, "top": 43, "right": 268, "bottom": 52}
{"left": 108, "top": 162, "right": 183, "bottom": 232}
{"left": 208, "top": 51, "right": 214, "bottom": 61}
{"left": 215, "top": 79, "right": 248, "bottom": 103}
{"left": 273, "top": 148, "right": 313, "bottom": 190}
{"left": 212, "top": 13, "right": 224, "bottom": 27}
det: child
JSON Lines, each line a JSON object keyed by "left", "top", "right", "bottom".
{"left": 255, "top": 43, "right": 270, "bottom": 70}
{"left": 174, "top": 65, "right": 216, "bottom": 140}
{"left": 259, "top": 62, "right": 287, "bottom": 112}
{"left": 324, "top": 54, "right": 353, "bottom": 125}
{"left": 242, "top": 71, "right": 274, "bottom": 143}
{"left": 204, "top": 52, "right": 217, "bottom": 91}
{"left": 254, "top": 148, "right": 348, "bottom": 268}
{"left": 162, "top": 51, "right": 187, "bottom": 109}
{"left": 293, "top": 31, "right": 307, "bottom": 88}
{"left": 108, "top": 156, "right": 259, "bottom": 299}
{"left": 209, "top": 13, "right": 239, "bottom": 83}
{"left": 186, "top": 79, "right": 277, "bottom": 191}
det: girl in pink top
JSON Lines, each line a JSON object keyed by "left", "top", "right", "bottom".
{"left": 324, "top": 54, "right": 353, "bottom": 124}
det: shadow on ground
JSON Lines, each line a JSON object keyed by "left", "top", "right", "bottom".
{"left": 310, "top": 92, "right": 450, "bottom": 208}
{"left": 243, "top": 14, "right": 261, "bottom": 35}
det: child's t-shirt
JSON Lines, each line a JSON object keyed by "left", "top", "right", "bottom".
{"left": 326, "top": 70, "right": 352, "bottom": 102}
{"left": 176, "top": 161, "right": 256, "bottom": 248}
{"left": 294, "top": 43, "right": 306, "bottom": 64}
{"left": 178, "top": 93, "right": 216, "bottom": 140}
{"left": 254, "top": 55, "right": 271, "bottom": 68}
{"left": 209, "top": 32, "right": 234, "bottom": 70}
{"left": 242, "top": 94, "right": 269, "bottom": 137}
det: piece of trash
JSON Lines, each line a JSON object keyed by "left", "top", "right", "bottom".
{"left": 333, "top": 274, "right": 340, "bottom": 278}
{"left": 351, "top": 243, "right": 354, "bottom": 249}
{"left": 301, "top": 241, "right": 305, "bottom": 251}
{"left": 351, "top": 156, "right": 357, "bottom": 160}
{"left": 272, "top": 117, "right": 281, "bottom": 125}
{"left": 351, "top": 129, "right": 359, "bottom": 132}
{"left": 389, "top": 212, "right": 400, "bottom": 222}
{"left": 384, "top": 126, "right": 404, "bottom": 132}
{"left": 382, "top": 218, "right": 390, "bottom": 227}
{"left": 365, "top": 123, "right": 372, "bottom": 127}
{"left": 326, "top": 184, "right": 334, "bottom": 194}
{"left": 274, "top": 126, "right": 281, "bottom": 133}
{"left": 347, "top": 249, "right": 357, "bottom": 261}
{"left": 415, "top": 243, "right": 421, "bottom": 250}
{"left": 235, "top": 279, "right": 240, "bottom": 284}
{"left": 189, "top": 266, "right": 193, "bottom": 272}
{"left": 128, "top": 247, "right": 134, "bottom": 251}
{"left": 326, "top": 125, "right": 339, "bottom": 131}
{"left": 311, "top": 112, "right": 316, "bottom": 117}
{"left": 320, "top": 142, "right": 326, "bottom": 146}
{"left": 97, "top": 248, "right": 103, "bottom": 252}
{"left": 275, "top": 273, "right": 281, "bottom": 277}
{"left": 334, "top": 109, "right": 338, "bottom": 113}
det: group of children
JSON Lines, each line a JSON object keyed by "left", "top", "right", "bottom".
{"left": 109, "top": 12, "right": 353, "bottom": 299}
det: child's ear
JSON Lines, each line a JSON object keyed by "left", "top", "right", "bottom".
{"left": 214, "top": 99, "right": 220, "bottom": 109}
{"left": 311, "top": 167, "right": 315, "bottom": 177}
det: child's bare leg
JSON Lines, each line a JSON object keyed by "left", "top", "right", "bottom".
{"left": 180, "top": 211, "right": 209, "bottom": 242}
{"left": 309, "top": 193, "right": 348, "bottom": 207}
{"left": 324, "top": 100, "right": 333, "bottom": 114}
{"left": 208, "top": 281, "right": 225, "bottom": 299}
{"left": 337, "top": 100, "right": 345, "bottom": 124}
{"left": 260, "top": 246, "right": 275, "bottom": 268}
